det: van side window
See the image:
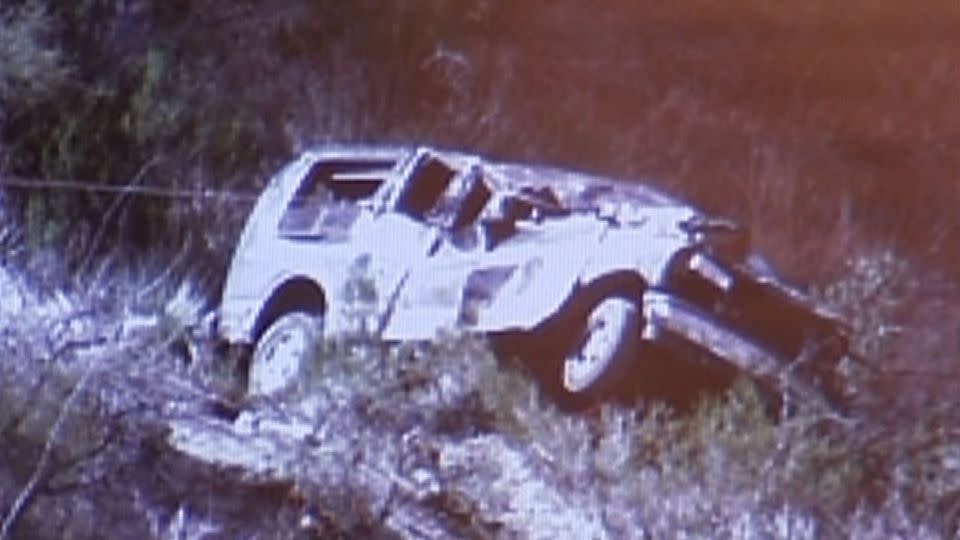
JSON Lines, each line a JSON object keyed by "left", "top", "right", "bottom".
{"left": 279, "top": 159, "right": 393, "bottom": 236}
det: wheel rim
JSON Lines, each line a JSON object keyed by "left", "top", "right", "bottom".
{"left": 249, "top": 317, "right": 316, "bottom": 396}
{"left": 563, "top": 298, "right": 634, "bottom": 393}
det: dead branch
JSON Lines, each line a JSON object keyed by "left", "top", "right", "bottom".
{"left": 0, "top": 359, "right": 98, "bottom": 540}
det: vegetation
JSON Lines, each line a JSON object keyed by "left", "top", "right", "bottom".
{"left": 1, "top": 249, "right": 959, "bottom": 537}
{"left": 2, "top": 1, "right": 959, "bottom": 538}
{"left": 2, "top": 1, "right": 958, "bottom": 276}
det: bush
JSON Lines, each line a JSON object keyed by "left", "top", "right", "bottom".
{"left": 276, "top": 316, "right": 959, "bottom": 538}
{"left": 814, "top": 251, "right": 916, "bottom": 361}
{"left": 0, "top": 3, "right": 67, "bottom": 115}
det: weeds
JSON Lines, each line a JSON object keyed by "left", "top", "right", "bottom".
{"left": 2, "top": 228, "right": 959, "bottom": 538}
{"left": 285, "top": 319, "right": 959, "bottom": 538}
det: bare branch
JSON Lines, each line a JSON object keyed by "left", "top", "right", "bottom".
{"left": 0, "top": 359, "right": 98, "bottom": 540}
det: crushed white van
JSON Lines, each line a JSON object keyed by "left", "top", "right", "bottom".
{"left": 218, "top": 145, "right": 849, "bottom": 407}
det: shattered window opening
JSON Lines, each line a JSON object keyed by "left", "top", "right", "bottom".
{"left": 393, "top": 155, "right": 457, "bottom": 220}
{"left": 448, "top": 166, "right": 493, "bottom": 230}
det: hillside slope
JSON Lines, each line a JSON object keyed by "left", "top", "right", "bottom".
{"left": 1, "top": 256, "right": 959, "bottom": 539}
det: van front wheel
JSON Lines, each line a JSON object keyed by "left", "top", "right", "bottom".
{"left": 562, "top": 297, "right": 640, "bottom": 394}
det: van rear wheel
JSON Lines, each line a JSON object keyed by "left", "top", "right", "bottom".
{"left": 249, "top": 312, "right": 323, "bottom": 397}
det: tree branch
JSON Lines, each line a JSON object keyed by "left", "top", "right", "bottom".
{"left": 0, "top": 360, "right": 98, "bottom": 540}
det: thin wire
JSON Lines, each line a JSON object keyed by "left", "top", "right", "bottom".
{"left": 0, "top": 176, "right": 260, "bottom": 202}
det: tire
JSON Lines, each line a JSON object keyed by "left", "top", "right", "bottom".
{"left": 561, "top": 297, "right": 640, "bottom": 396}
{"left": 491, "top": 275, "right": 645, "bottom": 410}
{"left": 248, "top": 312, "right": 323, "bottom": 396}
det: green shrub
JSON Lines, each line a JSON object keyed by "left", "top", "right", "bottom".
{"left": 814, "top": 251, "right": 915, "bottom": 360}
